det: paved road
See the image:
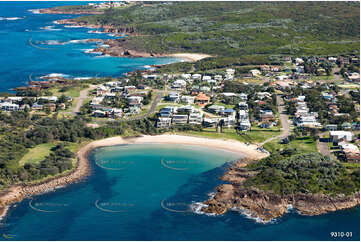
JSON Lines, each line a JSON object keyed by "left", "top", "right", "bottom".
{"left": 122, "top": 91, "right": 164, "bottom": 121}
{"left": 317, "top": 132, "right": 331, "bottom": 157}
{"left": 72, "top": 85, "right": 99, "bottom": 115}
{"left": 259, "top": 95, "right": 291, "bottom": 146}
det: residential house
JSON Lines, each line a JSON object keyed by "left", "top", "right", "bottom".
{"left": 127, "top": 96, "right": 143, "bottom": 106}
{"left": 180, "top": 96, "right": 195, "bottom": 104}
{"left": 93, "top": 110, "right": 107, "bottom": 117}
{"left": 221, "top": 116, "right": 236, "bottom": 127}
{"left": 32, "top": 103, "right": 43, "bottom": 111}
{"left": 295, "top": 116, "right": 321, "bottom": 128}
{"left": 202, "top": 117, "right": 218, "bottom": 128}
{"left": 0, "top": 102, "right": 19, "bottom": 111}
{"left": 207, "top": 105, "right": 225, "bottom": 114}
{"left": 192, "top": 74, "right": 202, "bottom": 80}
{"left": 157, "top": 117, "right": 172, "bottom": 128}
{"left": 214, "top": 75, "right": 223, "bottom": 81}
{"left": 189, "top": 113, "right": 203, "bottom": 125}
{"left": 112, "top": 108, "right": 123, "bottom": 118}
{"left": 167, "top": 92, "right": 180, "bottom": 102}
{"left": 172, "top": 114, "right": 188, "bottom": 125}
{"left": 177, "top": 105, "right": 194, "bottom": 114}
{"left": 259, "top": 110, "right": 275, "bottom": 122}
{"left": 238, "top": 102, "right": 248, "bottom": 110}
{"left": 172, "top": 79, "right": 187, "bottom": 89}
{"left": 341, "top": 122, "right": 352, "bottom": 130}
{"left": 195, "top": 92, "right": 210, "bottom": 107}
{"left": 257, "top": 92, "right": 272, "bottom": 100}
{"left": 250, "top": 69, "right": 261, "bottom": 77}
{"left": 219, "top": 108, "right": 236, "bottom": 117}
{"left": 239, "top": 93, "right": 248, "bottom": 101}
{"left": 226, "top": 69, "right": 235, "bottom": 75}
{"left": 329, "top": 131, "right": 353, "bottom": 143}
{"left": 200, "top": 86, "right": 211, "bottom": 93}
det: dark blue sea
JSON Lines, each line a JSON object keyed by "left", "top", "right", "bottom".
{"left": 0, "top": 1, "right": 181, "bottom": 92}
{"left": 0, "top": 2, "right": 359, "bottom": 241}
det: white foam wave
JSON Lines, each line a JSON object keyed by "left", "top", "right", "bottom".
{"left": 28, "top": 9, "right": 41, "bottom": 14}
{"left": 230, "top": 206, "right": 277, "bottom": 224}
{"left": 0, "top": 16, "right": 25, "bottom": 21}
{"left": 64, "top": 25, "right": 83, "bottom": 28}
{"left": 88, "top": 30, "right": 103, "bottom": 34}
{"left": 40, "top": 73, "right": 70, "bottom": 79}
{"left": 40, "top": 25, "right": 62, "bottom": 31}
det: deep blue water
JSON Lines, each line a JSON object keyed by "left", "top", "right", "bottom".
{"left": 0, "top": 1, "right": 181, "bottom": 92}
{"left": 1, "top": 144, "right": 360, "bottom": 241}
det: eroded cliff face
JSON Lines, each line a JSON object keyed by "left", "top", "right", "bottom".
{"left": 201, "top": 161, "right": 360, "bottom": 222}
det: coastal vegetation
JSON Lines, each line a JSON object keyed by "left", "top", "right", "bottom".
{"left": 72, "top": 1, "right": 359, "bottom": 70}
{"left": 244, "top": 152, "right": 360, "bottom": 196}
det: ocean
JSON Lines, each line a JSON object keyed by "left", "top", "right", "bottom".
{"left": 0, "top": 2, "right": 359, "bottom": 241}
{"left": 0, "top": 1, "right": 181, "bottom": 92}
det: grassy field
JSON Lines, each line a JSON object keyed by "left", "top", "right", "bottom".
{"left": 264, "top": 136, "right": 317, "bottom": 154}
{"left": 175, "top": 126, "right": 280, "bottom": 144}
{"left": 19, "top": 143, "right": 55, "bottom": 166}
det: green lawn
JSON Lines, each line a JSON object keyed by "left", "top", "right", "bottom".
{"left": 264, "top": 136, "right": 317, "bottom": 154}
{"left": 19, "top": 143, "right": 55, "bottom": 166}
{"left": 175, "top": 126, "right": 280, "bottom": 144}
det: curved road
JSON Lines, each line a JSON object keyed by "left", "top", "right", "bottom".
{"left": 123, "top": 91, "right": 164, "bottom": 121}
{"left": 259, "top": 95, "right": 291, "bottom": 146}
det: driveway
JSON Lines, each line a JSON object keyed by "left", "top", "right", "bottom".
{"left": 259, "top": 95, "right": 291, "bottom": 146}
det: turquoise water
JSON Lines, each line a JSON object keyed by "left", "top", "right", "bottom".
{"left": 0, "top": 2, "right": 181, "bottom": 92}
{"left": 1, "top": 144, "right": 360, "bottom": 241}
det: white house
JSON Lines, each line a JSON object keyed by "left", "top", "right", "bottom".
{"left": 250, "top": 69, "right": 261, "bottom": 77}
{"left": 192, "top": 74, "right": 202, "bottom": 80}
{"left": 202, "top": 75, "right": 212, "bottom": 81}
{"left": 172, "top": 79, "right": 187, "bottom": 89}
{"left": 189, "top": 113, "right": 203, "bottom": 124}
{"left": 226, "top": 69, "right": 235, "bottom": 75}
{"left": 0, "top": 102, "right": 19, "bottom": 111}
{"left": 172, "top": 114, "right": 188, "bottom": 125}
{"left": 180, "top": 95, "right": 195, "bottom": 104}
{"left": 157, "top": 117, "right": 172, "bottom": 128}
{"left": 330, "top": 131, "right": 353, "bottom": 142}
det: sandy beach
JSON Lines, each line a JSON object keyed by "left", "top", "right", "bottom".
{"left": 169, "top": 53, "right": 212, "bottom": 62}
{"left": 0, "top": 134, "right": 267, "bottom": 220}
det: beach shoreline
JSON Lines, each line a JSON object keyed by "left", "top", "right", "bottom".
{"left": 0, "top": 135, "right": 267, "bottom": 221}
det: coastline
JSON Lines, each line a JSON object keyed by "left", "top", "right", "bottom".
{"left": 53, "top": 19, "right": 212, "bottom": 62}
{"left": 200, "top": 161, "right": 360, "bottom": 222}
{"left": 0, "top": 135, "right": 267, "bottom": 220}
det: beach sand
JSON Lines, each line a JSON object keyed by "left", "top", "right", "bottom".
{"left": 169, "top": 53, "right": 212, "bottom": 62}
{"left": 0, "top": 134, "right": 267, "bottom": 220}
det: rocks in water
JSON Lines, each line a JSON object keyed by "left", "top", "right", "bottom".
{"left": 201, "top": 161, "right": 360, "bottom": 222}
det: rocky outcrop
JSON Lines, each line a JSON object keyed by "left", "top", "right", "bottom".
{"left": 91, "top": 39, "right": 166, "bottom": 58}
{"left": 38, "top": 8, "right": 103, "bottom": 15}
{"left": 201, "top": 161, "right": 360, "bottom": 222}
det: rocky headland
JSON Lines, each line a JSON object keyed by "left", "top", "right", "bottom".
{"left": 201, "top": 161, "right": 360, "bottom": 222}
{"left": 38, "top": 8, "right": 103, "bottom": 15}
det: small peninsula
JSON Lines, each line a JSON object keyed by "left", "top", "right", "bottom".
{"left": 201, "top": 152, "right": 360, "bottom": 222}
